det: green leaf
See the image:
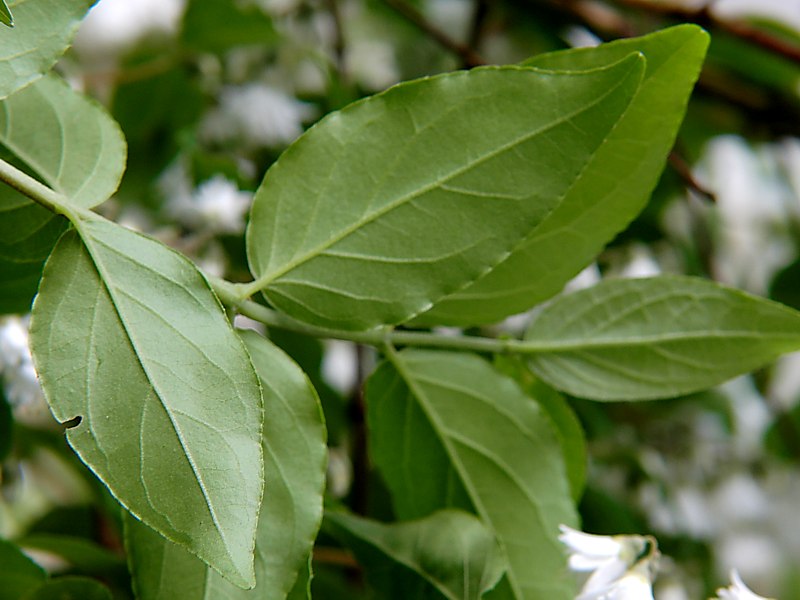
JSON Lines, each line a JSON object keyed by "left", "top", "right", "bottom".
{"left": 0, "top": 1, "right": 12, "bottom": 27}
{"left": 286, "top": 557, "right": 312, "bottom": 600}
{"left": 181, "top": 0, "right": 278, "bottom": 54}
{"left": 493, "top": 355, "right": 587, "bottom": 502}
{"left": 29, "top": 219, "right": 263, "bottom": 588}
{"left": 421, "top": 25, "right": 709, "bottom": 325}
{"left": 0, "top": 74, "right": 127, "bottom": 209}
{"left": 0, "top": 74, "right": 126, "bottom": 313}
{"left": 19, "top": 534, "right": 126, "bottom": 574}
{"left": 125, "top": 331, "right": 326, "bottom": 599}
{"left": 326, "top": 509, "right": 506, "bottom": 600}
{"left": 0, "top": 198, "right": 65, "bottom": 314}
{"left": 0, "top": 0, "right": 92, "bottom": 99}
{"left": 22, "top": 577, "right": 112, "bottom": 600}
{"left": 524, "top": 276, "right": 800, "bottom": 400}
{"left": 246, "top": 57, "right": 645, "bottom": 330}
{"left": 366, "top": 350, "right": 577, "bottom": 600}
{"left": 0, "top": 537, "right": 46, "bottom": 599}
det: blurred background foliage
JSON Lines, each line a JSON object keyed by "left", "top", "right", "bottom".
{"left": 4, "top": 0, "right": 800, "bottom": 598}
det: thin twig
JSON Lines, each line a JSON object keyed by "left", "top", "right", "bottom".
{"left": 383, "top": 0, "right": 487, "bottom": 68}
{"left": 313, "top": 546, "right": 360, "bottom": 568}
{"left": 608, "top": 0, "right": 800, "bottom": 65}
{"left": 467, "top": 0, "right": 490, "bottom": 59}
{"left": 323, "top": 0, "right": 347, "bottom": 75}
{"left": 668, "top": 150, "right": 716, "bottom": 202}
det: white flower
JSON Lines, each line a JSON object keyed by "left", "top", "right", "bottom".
{"left": 160, "top": 162, "right": 252, "bottom": 235}
{"left": 0, "top": 317, "right": 44, "bottom": 409}
{"left": 192, "top": 176, "right": 252, "bottom": 234}
{"left": 712, "top": 570, "right": 774, "bottom": 600}
{"left": 200, "top": 83, "right": 315, "bottom": 149}
{"left": 559, "top": 525, "right": 658, "bottom": 600}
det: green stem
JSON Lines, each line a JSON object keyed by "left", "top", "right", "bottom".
{"left": 209, "top": 275, "right": 528, "bottom": 354}
{"left": 0, "top": 156, "right": 93, "bottom": 222}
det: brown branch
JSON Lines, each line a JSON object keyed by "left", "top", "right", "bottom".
{"left": 668, "top": 150, "right": 716, "bottom": 202}
{"left": 324, "top": 0, "right": 347, "bottom": 74}
{"left": 313, "top": 546, "right": 360, "bottom": 569}
{"left": 607, "top": 0, "right": 800, "bottom": 65}
{"left": 383, "top": 0, "right": 487, "bottom": 68}
{"left": 467, "top": 0, "right": 490, "bottom": 53}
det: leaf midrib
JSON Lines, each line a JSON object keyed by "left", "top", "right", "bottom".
{"left": 75, "top": 224, "right": 233, "bottom": 564}
{"left": 389, "top": 351, "right": 537, "bottom": 600}
{"left": 250, "top": 67, "right": 638, "bottom": 293}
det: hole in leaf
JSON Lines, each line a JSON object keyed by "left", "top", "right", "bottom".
{"left": 62, "top": 416, "right": 82, "bottom": 430}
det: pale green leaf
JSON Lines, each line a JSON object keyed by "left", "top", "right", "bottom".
{"left": 0, "top": 74, "right": 127, "bottom": 208}
{"left": 0, "top": 74, "right": 126, "bottom": 312}
{"left": 29, "top": 219, "right": 263, "bottom": 587}
{"left": 525, "top": 276, "right": 800, "bottom": 400}
{"left": 0, "top": 537, "right": 46, "bottom": 600}
{"left": 326, "top": 509, "right": 506, "bottom": 600}
{"left": 0, "top": 1, "right": 12, "bottom": 27}
{"left": 421, "top": 25, "right": 709, "bottom": 325}
{"left": 366, "top": 350, "right": 577, "bottom": 600}
{"left": 22, "top": 577, "right": 112, "bottom": 600}
{"left": 125, "top": 331, "right": 326, "bottom": 600}
{"left": 246, "top": 57, "right": 645, "bottom": 330}
{"left": 493, "top": 355, "right": 587, "bottom": 502}
{"left": 0, "top": 0, "right": 92, "bottom": 98}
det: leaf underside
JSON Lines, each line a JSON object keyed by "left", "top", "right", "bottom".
{"left": 525, "top": 276, "right": 800, "bottom": 400}
{"left": 30, "top": 220, "right": 263, "bottom": 588}
{"left": 326, "top": 509, "right": 506, "bottom": 600}
{"left": 0, "top": 74, "right": 126, "bottom": 314}
{"left": 247, "top": 57, "right": 645, "bottom": 330}
{"left": 420, "top": 24, "right": 710, "bottom": 325}
{"left": 126, "top": 331, "right": 327, "bottom": 600}
{"left": 367, "top": 350, "right": 577, "bottom": 600}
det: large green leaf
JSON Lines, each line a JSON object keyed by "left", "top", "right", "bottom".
{"left": 246, "top": 56, "right": 645, "bottom": 330}
{"left": 493, "top": 355, "right": 586, "bottom": 502}
{"left": 524, "top": 276, "right": 800, "bottom": 400}
{"left": 29, "top": 219, "right": 263, "bottom": 588}
{"left": 366, "top": 350, "right": 577, "bottom": 600}
{"left": 326, "top": 510, "right": 506, "bottom": 600}
{"left": 0, "top": 537, "right": 46, "bottom": 599}
{"left": 0, "top": 0, "right": 92, "bottom": 99}
{"left": 125, "top": 331, "right": 326, "bottom": 600}
{"left": 421, "top": 25, "right": 709, "bottom": 325}
{"left": 0, "top": 74, "right": 126, "bottom": 313}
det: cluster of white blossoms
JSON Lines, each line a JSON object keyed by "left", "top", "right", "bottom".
{"left": 0, "top": 317, "right": 44, "bottom": 410}
{"left": 560, "top": 525, "right": 774, "bottom": 600}
{"left": 159, "top": 162, "right": 253, "bottom": 235}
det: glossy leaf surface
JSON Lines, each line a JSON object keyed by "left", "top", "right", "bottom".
{"left": 0, "top": 75, "right": 126, "bottom": 313}
{"left": 525, "top": 276, "right": 800, "bottom": 400}
{"left": 0, "top": 0, "right": 92, "bottom": 98}
{"left": 0, "top": 1, "right": 12, "bottom": 27}
{"left": 126, "top": 331, "right": 326, "bottom": 600}
{"left": 494, "top": 355, "right": 586, "bottom": 502}
{"left": 422, "top": 25, "right": 709, "bottom": 325}
{"left": 29, "top": 220, "right": 263, "bottom": 587}
{"left": 326, "top": 510, "right": 506, "bottom": 600}
{"left": 247, "top": 57, "right": 644, "bottom": 330}
{"left": 367, "top": 350, "right": 577, "bottom": 600}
